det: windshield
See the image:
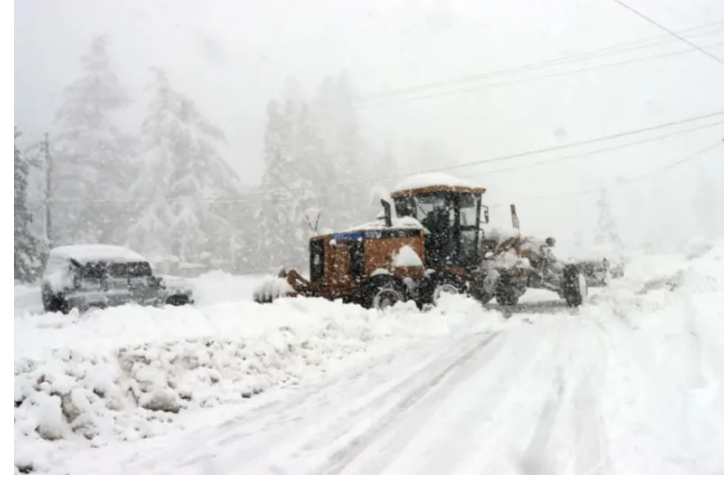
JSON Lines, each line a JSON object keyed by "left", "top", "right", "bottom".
{"left": 394, "top": 193, "right": 454, "bottom": 227}
{"left": 459, "top": 193, "right": 480, "bottom": 227}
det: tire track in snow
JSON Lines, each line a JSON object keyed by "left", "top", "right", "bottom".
{"left": 512, "top": 321, "right": 611, "bottom": 475}
{"left": 123, "top": 338, "right": 437, "bottom": 471}
{"left": 344, "top": 332, "right": 517, "bottom": 474}
{"left": 373, "top": 326, "right": 555, "bottom": 475}
{"left": 518, "top": 364, "right": 566, "bottom": 474}
{"left": 571, "top": 323, "right": 611, "bottom": 475}
{"left": 315, "top": 332, "right": 503, "bottom": 475}
{"left": 161, "top": 333, "right": 498, "bottom": 473}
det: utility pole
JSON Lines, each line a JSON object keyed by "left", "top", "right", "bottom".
{"left": 43, "top": 133, "right": 53, "bottom": 249}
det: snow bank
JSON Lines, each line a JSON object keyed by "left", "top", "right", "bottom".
{"left": 14, "top": 292, "right": 509, "bottom": 462}
{"left": 579, "top": 242, "right": 724, "bottom": 472}
{"left": 14, "top": 284, "right": 42, "bottom": 315}
{"left": 189, "top": 270, "right": 264, "bottom": 306}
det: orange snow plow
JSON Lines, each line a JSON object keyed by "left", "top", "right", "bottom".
{"left": 253, "top": 174, "right": 613, "bottom": 310}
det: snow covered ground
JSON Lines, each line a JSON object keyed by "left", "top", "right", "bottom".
{"left": 14, "top": 243, "right": 724, "bottom": 474}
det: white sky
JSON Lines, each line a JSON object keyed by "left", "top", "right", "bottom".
{"left": 14, "top": 0, "right": 724, "bottom": 247}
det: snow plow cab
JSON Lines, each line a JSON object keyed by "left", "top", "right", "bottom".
{"left": 253, "top": 173, "right": 610, "bottom": 310}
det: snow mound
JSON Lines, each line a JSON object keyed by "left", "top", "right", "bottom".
{"left": 14, "top": 295, "right": 508, "bottom": 451}
{"left": 189, "top": 271, "right": 264, "bottom": 306}
{"left": 393, "top": 245, "right": 423, "bottom": 267}
{"left": 253, "top": 276, "right": 295, "bottom": 302}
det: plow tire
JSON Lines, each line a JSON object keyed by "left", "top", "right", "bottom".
{"left": 362, "top": 275, "right": 407, "bottom": 311}
{"left": 561, "top": 264, "right": 588, "bottom": 307}
{"left": 417, "top": 272, "right": 467, "bottom": 309}
{"left": 494, "top": 274, "right": 522, "bottom": 306}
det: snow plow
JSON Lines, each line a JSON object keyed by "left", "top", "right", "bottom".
{"left": 253, "top": 173, "right": 614, "bottom": 310}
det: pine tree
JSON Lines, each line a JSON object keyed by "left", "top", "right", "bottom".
{"left": 294, "top": 103, "right": 326, "bottom": 223}
{"left": 309, "top": 73, "right": 368, "bottom": 229}
{"left": 52, "top": 35, "right": 135, "bottom": 245}
{"left": 129, "top": 67, "right": 240, "bottom": 266}
{"left": 15, "top": 127, "right": 43, "bottom": 283}
{"left": 256, "top": 99, "right": 298, "bottom": 270}
{"left": 333, "top": 72, "right": 366, "bottom": 225}
{"left": 594, "top": 188, "right": 623, "bottom": 253}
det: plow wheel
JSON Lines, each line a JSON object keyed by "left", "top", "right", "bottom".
{"left": 363, "top": 275, "right": 406, "bottom": 311}
{"left": 561, "top": 265, "right": 588, "bottom": 307}
{"left": 417, "top": 273, "right": 467, "bottom": 308}
{"left": 494, "top": 274, "right": 523, "bottom": 306}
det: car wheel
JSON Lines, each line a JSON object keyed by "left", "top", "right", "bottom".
{"left": 166, "top": 294, "right": 190, "bottom": 307}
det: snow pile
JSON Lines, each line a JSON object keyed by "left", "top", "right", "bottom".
{"left": 580, "top": 242, "right": 724, "bottom": 472}
{"left": 14, "top": 294, "right": 508, "bottom": 458}
{"left": 14, "top": 284, "right": 43, "bottom": 315}
{"left": 481, "top": 224, "right": 521, "bottom": 242}
{"left": 253, "top": 276, "right": 296, "bottom": 302}
{"left": 392, "top": 245, "right": 423, "bottom": 268}
{"left": 189, "top": 270, "right": 264, "bottom": 306}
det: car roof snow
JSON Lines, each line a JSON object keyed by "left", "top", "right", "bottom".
{"left": 48, "top": 244, "right": 147, "bottom": 265}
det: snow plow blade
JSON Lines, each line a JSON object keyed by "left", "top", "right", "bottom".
{"left": 576, "top": 257, "right": 623, "bottom": 287}
{"left": 252, "top": 268, "right": 306, "bottom": 304}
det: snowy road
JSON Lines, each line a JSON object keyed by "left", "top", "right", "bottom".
{"left": 51, "top": 324, "right": 612, "bottom": 474}
{"left": 14, "top": 246, "right": 724, "bottom": 474}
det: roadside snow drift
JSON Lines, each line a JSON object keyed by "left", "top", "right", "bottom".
{"left": 14, "top": 291, "right": 507, "bottom": 460}
{"left": 13, "top": 241, "right": 724, "bottom": 474}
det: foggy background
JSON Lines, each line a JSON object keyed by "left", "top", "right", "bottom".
{"left": 14, "top": 0, "right": 724, "bottom": 278}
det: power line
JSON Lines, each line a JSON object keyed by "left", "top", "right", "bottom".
{"left": 506, "top": 140, "right": 724, "bottom": 204}
{"left": 357, "top": 20, "right": 724, "bottom": 104}
{"left": 610, "top": 0, "right": 724, "bottom": 68}
{"left": 398, "top": 110, "right": 724, "bottom": 178}
{"left": 469, "top": 119, "right": 724, "bottom": 179}
{"left": 35, "top": 112, "right": 724, "bottom": 205}
{"left": 621, "top": 139, "right": 724, "bottom": 184}
{"left": 357, "top": 40, "right": 724, "bottom": 107}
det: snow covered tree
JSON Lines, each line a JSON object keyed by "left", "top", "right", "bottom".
{"left": 129, "top": 67, "right": 240, "bottom": 266}
{"left": 312, "top": 72, "right": 367, "bottom": 228}
{"left": 256, "top": 99, "right": 298, "bottom": 269}
{"left": 593, "top": 188, "right": 623, "bottom": 252}
{"left": 15, "top": 127, "right": 43, "bottom": 282}
{"left": 51, "top": 34, "right": 136, "bottom": 245}
{"left": 255, "top": 93, "right": 333, "bottom": 271}
{"left": 293, "top": 102, "right": 327, "bottom": 226}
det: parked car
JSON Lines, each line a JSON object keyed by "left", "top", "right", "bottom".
{"left": 41, "top": 244, "right": 194, "bottom": 314}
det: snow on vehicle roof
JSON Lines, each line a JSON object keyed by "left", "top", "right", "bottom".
{"left": 49, "top": 244, "right": 147, "bottom": 264}
{"left": 341, "top": 215, "right": 426, "bottom": 233}
{"left": 392, "top": 173, "right": 479, "bottom": 193}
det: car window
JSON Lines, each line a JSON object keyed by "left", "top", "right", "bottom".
{"left": 108, "top": 262, "right": 153, "bottom": 278}
{"left": 80, "top": 262, "right": 108, "bottom": 280}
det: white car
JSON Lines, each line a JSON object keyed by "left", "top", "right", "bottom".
{"left": 41, "top": 244, "right": 194, "bottom": 313}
